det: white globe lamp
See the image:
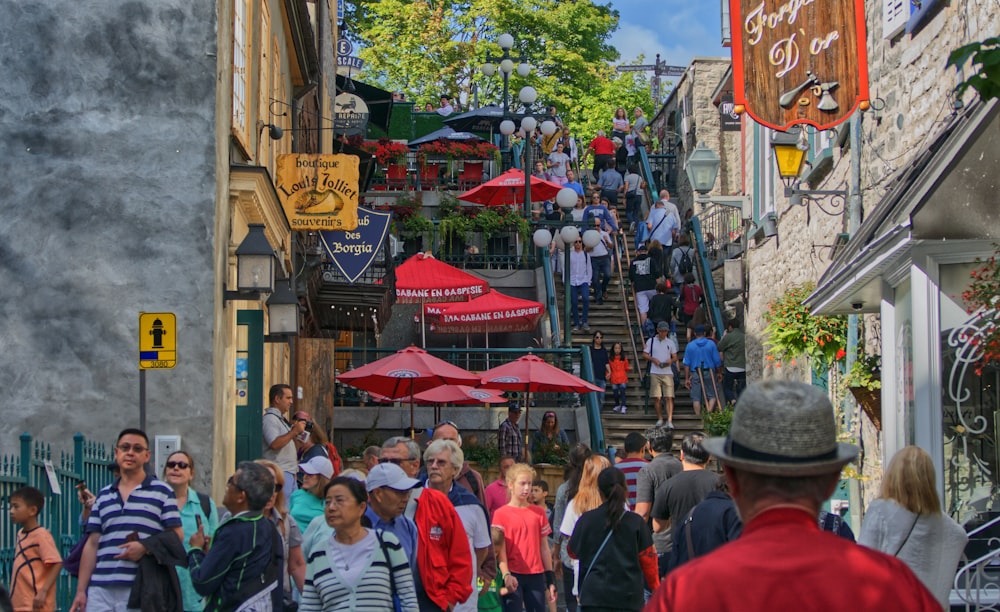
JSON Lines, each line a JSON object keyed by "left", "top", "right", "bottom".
{"left": 481, "top": 62, "right": 496, "bottom": 77}
{"left": 556, "top": 187, "right": 578, "bottom": 209}
{"left": 560, "top": 225, "right": 580, "bottom": 244}
{"left": 540, "top": 120, "right": 557, "bottom": 136}
{"left": 519, "top": 86, "right": 538, "bottom": 104}
{"left": 582, "top": 229, "right": 602, "bottom": 248}
{"left": 499, "top": 120, "right": 516, "bottom": 136}
{"left": 516, "top": 63, "right": 531, "bottom": 77}
{"left": 532, "top": 228, "right": 552, "bottom": 248}
{"left": 521, "top": 116, "right": 537, "bottom": 133}
{"left": 498, "top": 33, "right": 514, "bottom": 50}
{"left": 500, "top": 59, "right": 515, "bottom": 75}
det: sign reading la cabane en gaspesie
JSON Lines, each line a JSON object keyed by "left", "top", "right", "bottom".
{"left": 276, "top": 154, "right": 360, "bottom": 231}
{"left": 729, "top": 0, "right": 869, "bottom": 131}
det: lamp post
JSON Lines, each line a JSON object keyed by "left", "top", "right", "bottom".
{"left": 685, "top": 142, "right": 751, "bottom": 217}
{"left": 481, "top": 33, "right": 531, "bottom": 120}
{"left": 768, "top": 130, "right": 847, "bottom": 224}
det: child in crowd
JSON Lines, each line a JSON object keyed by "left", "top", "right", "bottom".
{"left": 531, "top": 480, "right": 554, "bottom": 530}
{"left": 608, "top": 341, "right": 631, "bottom": 413}
{"left": 9, "top": 486, "right": 62, "bottom": 612}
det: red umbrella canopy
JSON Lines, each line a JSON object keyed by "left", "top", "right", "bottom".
{"left": 458, "top": 169, "right": 563, "bottom": 206}
{"left": 337, "top": 346, "right": 483, "bottom": 399}
{"left": 478, "top": 354, "right": 602, "bottom": 394}
{"left": 394, "top": 252, "right": 489, "bottom": 304}
{"left": 367, "top": 384, "right": 506, "bottom": 405}
{"left": 426, "top": 289, "right": 544, "bottom": 334}
{"left": 413, "top": 384, "right": 507, "bottom": 405}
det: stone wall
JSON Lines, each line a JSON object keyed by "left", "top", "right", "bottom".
{"left": 0, "top": 1, "right": 218, "bottom": 487}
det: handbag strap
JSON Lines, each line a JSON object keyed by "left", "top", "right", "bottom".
{"left": 891, "top": 514, "right": 920, "bottom": 557}
{"left": 375, "top": 529, "right": 398, "bottom": 598}
{"left": 584, "top": 528, "right": 615, "bottom": 582}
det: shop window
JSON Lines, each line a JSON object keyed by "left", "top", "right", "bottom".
{"left": 232, "top": 0, "right": 252, "bottom": 152}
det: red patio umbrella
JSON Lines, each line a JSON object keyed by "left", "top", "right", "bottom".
{"left": 337, "top": 346, "right": 483, "bottom": 437}
{"left": 425, "top": 289, "right": 545, "bottom": 367}
{"left": 394, "top": 252, "right": 489, "bottom": 346}
{"left": 458, "top": 169, "right": 563, "bottom": 206}
{"left": 478, "top": 354, "right": 602, "bottom": 453}
{"left": 366, "top": 384, "right": 506, "bottom": 425}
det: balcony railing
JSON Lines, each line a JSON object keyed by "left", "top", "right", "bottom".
{"left": 697, "top": 202, "right": 746, "bottom": 270}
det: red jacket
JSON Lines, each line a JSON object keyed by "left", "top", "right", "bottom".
{"left": 412, "top": 487, "right": 474, "bottom": 609}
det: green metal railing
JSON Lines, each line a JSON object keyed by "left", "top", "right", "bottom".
{"left": 1, "top": 433, "right": 116, "bottom": 611}
{"left": 688, "top": 217, "right": 725, "bottom": 334}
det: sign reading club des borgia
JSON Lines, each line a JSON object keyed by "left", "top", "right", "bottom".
{"left": 729, "top": 0, "right": 869, "bottom": 131}
{"left": 320, "top": 207, "right": 392, "bottom": 283}
{"left": 276, "top": 154, "right": 359, "bottom": 231}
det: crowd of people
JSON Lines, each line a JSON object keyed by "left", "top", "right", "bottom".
{"left": 3, "top": 380, "right": 966, "bottom": 612}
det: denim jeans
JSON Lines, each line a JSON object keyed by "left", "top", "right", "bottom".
{"left": 723, "top": 369, "right": 747, "bottom": 404}
{"left": 571, "top": 283, "right": 590, "bottom": 326}
{"left": 591, "top": 256, "right": 611, "bottom": 301}
{"left": 612, "top": 382, "right": 627, "bottom": 406}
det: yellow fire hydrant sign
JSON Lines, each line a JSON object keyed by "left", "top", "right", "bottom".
{"left": 139, "top": 312, "right": 176, "bottom": 369}
{"left": 275, "top": 154, "right": 360, "bottom": 231}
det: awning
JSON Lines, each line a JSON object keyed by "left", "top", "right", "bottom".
{"left": 805, "top": 98, "right": 1000, "bottom": 315}
{"left": 336, "top": 75, "right": 393, "bottom": 133}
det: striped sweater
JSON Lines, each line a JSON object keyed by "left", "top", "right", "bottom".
{"left": 301, "top": 529, "right": 417, "bottom": 612}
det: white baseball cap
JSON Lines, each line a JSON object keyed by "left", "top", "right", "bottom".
{"left": 299, "top": 456, "right": 334, "bottom": 479}
{"left": 366, "top": 463, "right": 420, "bottom": 493}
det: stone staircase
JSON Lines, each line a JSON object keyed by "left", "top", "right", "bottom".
{"left": 553, "top": 233, "right": 708, "bottom": 455}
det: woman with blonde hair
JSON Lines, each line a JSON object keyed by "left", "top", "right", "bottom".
{"left": 492, "top": 463, "right": 557, "bottom": 612}
{"left": 558, "top": 454, "right": 612, "bottom": 601}
{"left": 255, "top": 459, "right": 306, "bottom": 608}
{"left": 859, "top": 446, "right": 967, "bottom": 609}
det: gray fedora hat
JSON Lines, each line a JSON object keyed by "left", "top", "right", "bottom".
{"left": 702, "top": 380, "right": 859, "bottom": 476}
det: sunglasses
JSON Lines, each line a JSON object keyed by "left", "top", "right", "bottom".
{"left": 117, "top": 444, "right": 147, "bottom": 454}
{"left": 165, "top": 461, "right": 190, "bottom": 470}
{"left": 434, "top": 420, "right": 460, "bottom": 435}
{"left": 379, "top": 457, "right": 413, "bottom": 465}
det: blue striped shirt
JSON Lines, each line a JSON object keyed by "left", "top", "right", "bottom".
{"left": 85, "top": 474, "right": 182, "bottom": 587}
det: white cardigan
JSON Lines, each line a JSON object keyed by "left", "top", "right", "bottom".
{"left": 859, "top": 498, "right": 968, "bottom": 610}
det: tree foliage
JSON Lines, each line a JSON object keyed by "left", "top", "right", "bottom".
{"left": 948, "top": 36, "right": 1000, "bottom": 102}
{"left": 342, "top": 0, "right": 654, "bottom": 137}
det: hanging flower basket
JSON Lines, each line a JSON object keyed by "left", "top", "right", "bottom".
{"left": 849, "top": 386, "right": 882, "bottom": 431}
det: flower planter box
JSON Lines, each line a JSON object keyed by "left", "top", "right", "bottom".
{"left": 849, "top": 386, "right": 881, "bottom": 431}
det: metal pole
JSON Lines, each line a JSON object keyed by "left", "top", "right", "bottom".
{"left": 524, "top": 139, "right": 533, "bottom": 219}
{"left": 845, "top": 110, "right": 864, "bottom": 532}
{"left": 139, "top": 369, "right": 147, "bottom": 431}
{"left": 563, "top": 241, "right": 573, "bottom": 371}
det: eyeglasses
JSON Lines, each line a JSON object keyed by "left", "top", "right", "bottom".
{"left": 594, "top": 335, "right": 603, "bottom": 339}
{"left": 325, "top": 496, "right": 353, "bottom": 508}
{"left": 165, "top": 461, "right": 189, "bottom": 470}
{"left": 117, "top": 444, "right": 147, "bottom": 454}
{"left": 226, "top": 476, "right": 242, "bottom": 492}
{"left": 574, "top": 240, "right": 582, "bottom": 244}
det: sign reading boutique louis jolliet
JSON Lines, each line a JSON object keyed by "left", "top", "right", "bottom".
{"left": 729, "top": 0, "right": 869, "bottom": 131}
{"left": 276, "top": 154, "right": 360, "bottom": 231}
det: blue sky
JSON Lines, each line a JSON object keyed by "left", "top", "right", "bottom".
{"left": 609, "top": 1, "right": 729, "bottom": 68}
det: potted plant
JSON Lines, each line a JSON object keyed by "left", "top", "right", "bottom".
{"left": 762, "top": 282, "right": 848, "bottom": 374}
{"left": 843, "top": 351, "right": 882, "bottom": 430}
{"left": 360, "top": 137, "right": 410, "bottom": 166}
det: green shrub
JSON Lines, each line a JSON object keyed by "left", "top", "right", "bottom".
{"left": 703, "top": 407, "right": 735, "bottom": 437}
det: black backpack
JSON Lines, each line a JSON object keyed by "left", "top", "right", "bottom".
{"left": 677, "top": 248, "right": 693, "bottom": 275}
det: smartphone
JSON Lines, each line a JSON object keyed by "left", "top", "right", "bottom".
{"left": 195, "top": 514, "right": 203, "bottom": 530}
{"left": 76, "top": 482, "right": 87, "bottom": 491}
{"left": 125, "top": 531, "right": 140, "bottom": 543}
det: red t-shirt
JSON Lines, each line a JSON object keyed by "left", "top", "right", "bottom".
{"left": 588, "top": 136, "right": 616, "bottom": 156}
{"left": 492, "top": 504, "right": 551, "bottom": 575}
{"left": 608, "top": 357, "right": 630, "bottom": 385}
{"left": 645, "top": 507, "right": 940, "bottom": 611}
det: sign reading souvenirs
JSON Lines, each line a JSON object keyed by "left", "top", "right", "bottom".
{"left": 729, "top": 0, "right": 869, "bottom": 131}
{"left": 276, "top": 154, "right": 360, "bottom": 231}
{"left": 334, "top": 92, "right": 370, "bottom": 136}
{"left": 319, "top": 207, "right": 392, "bottom": 283}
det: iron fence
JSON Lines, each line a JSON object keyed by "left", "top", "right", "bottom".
{"left": 697, "top": 203, "right": 746, "bottom": 270}
{"left": 1, "top": 433, "right": 115, "bottom": 610}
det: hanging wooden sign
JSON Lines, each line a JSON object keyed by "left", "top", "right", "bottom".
{"left": 729, "top": 0, "right": 869, "bottom": 131}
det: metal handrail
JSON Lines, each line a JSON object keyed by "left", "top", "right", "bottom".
{"left": 637, "top": 145, "right": 659, "bottom": 203}
{"left": 697, "top": 203, "right": 746, "bottom": 270}
{"left": 540, "top": 244, "right": 560, "bottom": 347}
{"left": 612, "top": 232, "right": 644, "bottom": 383}
{"left": 688, "top": 217, "right": 725, "bottom": 335}
{"left": 579, "top": 345, "right": 606, "bottom": 452}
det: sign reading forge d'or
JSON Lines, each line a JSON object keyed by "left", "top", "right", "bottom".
{"left": 276, "top": 154, "right": 359, "bottom": 231}
{"left": 730, "top": 0, "right": 869, "bottom": 131}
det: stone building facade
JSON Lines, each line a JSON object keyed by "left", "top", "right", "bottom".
{"left": 0, "top": 0, "right": 337, "bottom": 497}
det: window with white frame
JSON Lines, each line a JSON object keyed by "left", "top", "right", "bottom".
{"left": 232, "top": 0, "right": 252, "bottom": 151}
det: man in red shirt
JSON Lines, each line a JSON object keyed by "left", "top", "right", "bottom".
{"left": 645, "top": 381, "right": 941, "bottom": 611}
{"left": 584, "top": 130, "right": 616, "bottom": 182}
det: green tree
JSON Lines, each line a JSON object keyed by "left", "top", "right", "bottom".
{"left": 343, "top": 0, "right": 653, "bottom": 135}
{"left": 948, "top": 37, "right": 1000, "bottom": 101}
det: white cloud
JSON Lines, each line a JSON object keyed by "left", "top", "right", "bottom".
{"left": 610, "top": 23, "right": 668, "bottom": 65}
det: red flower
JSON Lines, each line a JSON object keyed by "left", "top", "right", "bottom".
{"left": 835, "top": 348, "right": 847, "bottom": 360}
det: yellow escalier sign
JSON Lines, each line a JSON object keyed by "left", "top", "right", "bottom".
{"left": 139, "top": 312, "right": 176, "bottom": 369}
